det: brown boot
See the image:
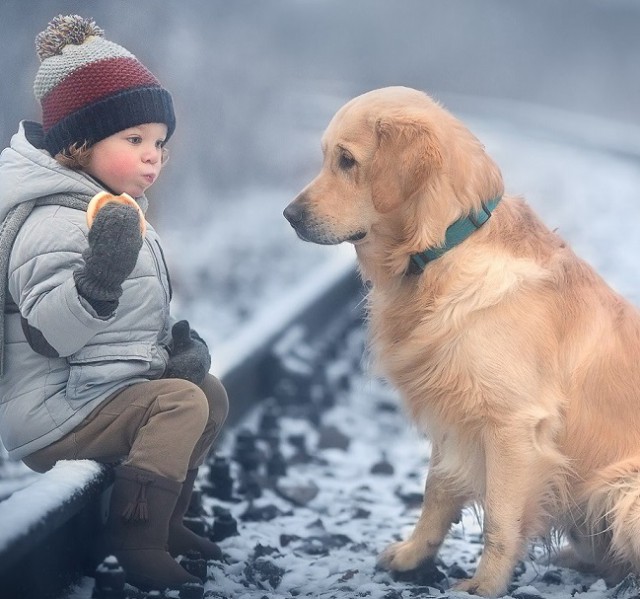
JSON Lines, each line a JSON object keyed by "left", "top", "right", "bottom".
{"left": 169, "top": 468, "right": 223, "bottom": 561}
{"left": 106, "top": 465, "right": 202, "bottom": 591}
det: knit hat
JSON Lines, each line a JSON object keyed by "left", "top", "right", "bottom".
{"left": 34, "top": 15, "right": 176, "bottom": 157}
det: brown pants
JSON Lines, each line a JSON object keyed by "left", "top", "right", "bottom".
{"left": 23, "top": 374, "right": 229, "bottom": 482}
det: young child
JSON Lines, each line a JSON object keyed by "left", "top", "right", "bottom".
{"left": 0, "top": 15, "right": 229, "bottom": 591}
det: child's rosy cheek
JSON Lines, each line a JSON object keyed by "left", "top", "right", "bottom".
{"left": 109, "top": 156, "right": 135, "bottom": 176}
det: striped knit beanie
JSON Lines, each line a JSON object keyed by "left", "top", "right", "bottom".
{"left": 34, "top": 15, "right": 176, "bottom": 157}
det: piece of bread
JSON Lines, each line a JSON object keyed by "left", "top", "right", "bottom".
{"left": 86, "top": 191, "right": 147, "bottom": 235}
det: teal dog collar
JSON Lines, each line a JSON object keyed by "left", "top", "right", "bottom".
{"left": 408, "top": 196, "right": 502, "bottom": 274}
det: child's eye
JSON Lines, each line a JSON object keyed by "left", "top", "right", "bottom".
{"left": 127, "top": 136, "right": 142, "bottom": 144}
{"left": 156, "top": 140, "right": 166, "bottom": 149}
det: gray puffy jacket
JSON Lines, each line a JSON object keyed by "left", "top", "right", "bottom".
{"left": 0, "top": 122, "right": 173, "bottom": 460}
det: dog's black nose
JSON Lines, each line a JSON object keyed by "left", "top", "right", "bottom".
{"left": 283, "top": 202, "right": 305, "bottom": 225}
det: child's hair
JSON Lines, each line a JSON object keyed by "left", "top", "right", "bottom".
{"left": 55, "top": 142, "right": 169, "bottom": 170}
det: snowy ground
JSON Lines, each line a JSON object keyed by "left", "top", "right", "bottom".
{"left": 2, "top": 96, "right": 640, "bottom": 598}
{"left": 66, "top": 322, "right": 637, "bottom": 599}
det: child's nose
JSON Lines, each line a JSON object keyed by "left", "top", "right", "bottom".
{"left": 143, "top": 147, "right": 160, "bottom": 163}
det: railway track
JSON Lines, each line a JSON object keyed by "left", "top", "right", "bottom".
{"left": 0, "top": 255, "right": 363, "bottom": 599}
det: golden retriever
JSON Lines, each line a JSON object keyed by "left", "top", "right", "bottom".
{"left": 283, "top": 86, "right": 640, "bottom": 596}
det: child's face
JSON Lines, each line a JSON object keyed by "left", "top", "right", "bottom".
{"left": 83, "top": 123, "right": 168, "bottom": 198}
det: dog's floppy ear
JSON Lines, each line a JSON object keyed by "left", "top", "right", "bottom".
{"left": 371, "top": 117, "right": 443, "bottom": 214}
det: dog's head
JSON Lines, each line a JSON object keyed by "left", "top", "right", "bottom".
{"left": 284, "top": 87, "right": 504, "bottom": 272}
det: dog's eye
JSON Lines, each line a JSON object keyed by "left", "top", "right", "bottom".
{"left": 339, "top": 152, "right": 356, "bottom": 170}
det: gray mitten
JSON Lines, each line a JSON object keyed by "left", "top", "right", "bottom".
{"left": 165, "top": 320, "right": 212, "bottom": 386}
{"left": 74, "top": 203, "right": 143, "bottom": 315}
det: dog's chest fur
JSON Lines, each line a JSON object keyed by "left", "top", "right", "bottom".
{"left": 364, "top": 251, "right": 555, "bottom": 498}
{"left": 366, "top": 247, "right": 550, "bottom": 431}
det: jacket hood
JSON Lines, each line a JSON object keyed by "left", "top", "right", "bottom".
{"left": 0, "top": 121, "right": 109, "bottom": 224}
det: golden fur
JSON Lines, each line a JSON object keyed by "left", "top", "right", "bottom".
{"left": 283, "top": 86, "right": 640, "bottom": 596}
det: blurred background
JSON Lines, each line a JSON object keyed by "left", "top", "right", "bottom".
{"left": 1, "top": 0, "right": 639, "bottom": 340}
{"left": 3, "top": 0, "right": 639, "bottom": 218}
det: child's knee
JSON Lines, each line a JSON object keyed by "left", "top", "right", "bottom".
{"left": 159, "top": 379, "right": 210, "bottom": 431}
{"left": 183, "top": 384, "right": 210, "bottom": 428}
{"left": 202, "top": 374, "right": 229, "bottom": 427}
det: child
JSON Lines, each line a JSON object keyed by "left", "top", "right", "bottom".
{"left": 0, "top": 15, "right": 229, "bottom": 591}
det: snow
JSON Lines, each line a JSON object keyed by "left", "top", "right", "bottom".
{"left": 2, "top": 96, "right": 640, "bottom": 599}
{"left": 0, "top": 460, "right": 105, "bottom": 554}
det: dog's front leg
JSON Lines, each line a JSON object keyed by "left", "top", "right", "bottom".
{"left": 378, "top": 447, "right": 467, "bottom": 572}
{"left": 454, "top": 426, "right": 533, "bottom": 597}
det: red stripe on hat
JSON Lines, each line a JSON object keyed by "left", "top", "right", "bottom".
{"left": 41, "top": 56, "right": 161, "bottom": 131}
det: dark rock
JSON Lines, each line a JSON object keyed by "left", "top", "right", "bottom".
{"left": 337, "top": 569, "right": 359, "bottom": 583}
{"left": 204, "top": 455, "right": 235, "bottom": 501}
{"left": 244, "top": 556, "right": 285, "bottom": 590}
{"left": 279, "top": 533, "right": 301, "bottom": 547}
{"left": 236, "top": 470, "right": 263, "bottom": 499}
{"left": 390, "top": 559, "right": 448, "bottom": 592}
{"left": 253, "top": 543, "right": 280, "bottom": 558}
{"left": 297, "top": 533, "right": 353, "bottom": 556}
{"left": 179, "top": 581, "right": 205, "bottom": 599}
{"left": 257, "top": 398, "right": 281, "bottom": 435}
{"left": 512, "top": 588, "right": 544, "bottom": 599}
{"left": 541, "top": 569, "right": 563, "bottom": 585}
{"left": 394, "top": 486, "right": 423, "bottom": 508}
{"left": 370, "top": 453, "right": 394, "bottom": 475}
{"left": 240, "top": 501, "right": 284, "bottom": 522}
{"left": 259, "top": 430, "right": 281, "bottom": 453}
{"left": 266, "top": 448, "right": 288, "bottom": 479}
{"left": 446, "top": 562, "right": 470, "bottom": 579}
{"left": 92, "top": 555, "right": 126, "bottom": 598}
{"left": 317, "top": 424, "right": 350, "bottom": 450}
{"left": 274, "top": 478, "right": 319, "bottom": 506}
{"left": 233, "top": 429, "right": 264, "bottom": 472}
{"left": 611, "top": 573, "right": 640, "bottom": 598}
{"left": 513, "top": 559, "right": 527, "bottom": 577}
{"left": 298, "top": 537, "right": 328, "bottom": 556}
{"left": 287, "top": 434, "right": 313, "bottom": 464}
{"left": 210, "top": 508, "right": 239, "bottom": 542}
{"left": 376, "top": 400, "right": 399, "bottom": 413}
{"left": 351, "top": 507, "right": 371, "bottom": 519}
{"left": 180, "top": 551, "right": 207, "bottom": 581}
{"left": 306, "top": 518, "right": 325, "bottom": 531}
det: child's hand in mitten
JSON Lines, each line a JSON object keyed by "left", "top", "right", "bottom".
{"left": 165, "top": 320, "right": 212, "bottom": 386}
{"left": 74, "top": 202, "right": 144, "bottom": 315}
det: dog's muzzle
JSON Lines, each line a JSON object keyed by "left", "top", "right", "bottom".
{"left": 284, "top": 200, "right": 366, "bottom": 245}
{"left": 283, "top": 202, "right": 315, "bottom": 242}
{"left": 283, "top": 202, "right": 306, "bottom": 229}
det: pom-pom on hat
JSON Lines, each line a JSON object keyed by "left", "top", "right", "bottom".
{"left": 34, "top": 15, "right": 176, "bottom": 157}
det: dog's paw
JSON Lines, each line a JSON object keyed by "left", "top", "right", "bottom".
{"left": 453, "top": 576, "right": 506, "bottom": 597}
{"left": 378, "top": 540, "right": 428, "bottom": 572}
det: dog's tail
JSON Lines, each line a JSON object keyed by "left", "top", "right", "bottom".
{"left": 581, "top": 458, "right": 640, "bottom": 577}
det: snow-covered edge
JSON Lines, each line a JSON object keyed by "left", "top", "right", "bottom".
{"left": 213, "top": 244, "right": 357, "bottom": 378}
{"left": 0, "top": 459, "right": 106, "bottom": 554}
